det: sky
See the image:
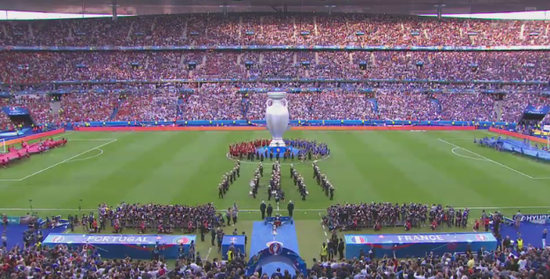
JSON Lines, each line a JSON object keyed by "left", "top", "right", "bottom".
{"left": 421, "top": 10, "right": 550, "bottom": 20}
{"left": 0, "top": 10, "right": 116, "bottom": 20}
{"left": 0, "top": 9, "right": 549, "bottom": 20}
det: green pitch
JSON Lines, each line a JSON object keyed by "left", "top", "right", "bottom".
{"left": 1, "top": 130, "right": 550, "bottom": 262}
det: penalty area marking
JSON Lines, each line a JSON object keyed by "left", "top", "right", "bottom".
{"left": 65, "top": 148, "right": 104, "bottom": 163}
{"left": 0, "top": 139, "right": 117, "bottom": 182}
{"left": 451, "top": 147, "right": 488, "bottom": 162}
{"left": 0, "top": 205, "right": 548, "bottom": 212}
{"left": 225, "top": 153, "right": 330, "bottom": 165}
{"left": 438, "top": 137, "right": 477, "bottom": 140}
{"left": 437, "top": 138, "right": 541, "bottom": 180}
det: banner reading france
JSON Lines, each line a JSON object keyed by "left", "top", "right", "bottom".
{"left": 524, "top": 105, "right": 550, "bottom": 115}
{"left": 43, "top": 234, "right": 196, "bottom": 259}
{"left": 344, "top": 233, "right": 496, "bottom": 258}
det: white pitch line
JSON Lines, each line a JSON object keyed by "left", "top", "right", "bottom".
{"left": 0, "top": 139, "right": 118, "bottom": 182}
{"left": 483, "top": 131, "right": 498, "bottom": 137}
{"left": 205, "top": 247, "right": 212, "bottom": 260}
{"left": 439, "top": 137, "right": 477, "bottom": 140}
{"left": 65, "top": 149, "right": 104, "bottom": 163}
{"left": 319, "top": 212, "right": 328, "bottom": 237}
{"left": 66, "top": 138, "right": 119, "bottom": 141}
{"left": 0, "top": 178, "right": 21, "bottom": 182}
{"left": 437, "top": 138, "right": 535, "bottom": 179}
{"left": 225, "top": 153, "right": 330, "bottom": 165}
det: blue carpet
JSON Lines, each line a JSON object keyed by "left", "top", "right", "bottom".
{"left": 500, "top": 222, "right": 549, "bottom": 249}
{"left": 251, "top": 221, "right": 300, "bottom": 277}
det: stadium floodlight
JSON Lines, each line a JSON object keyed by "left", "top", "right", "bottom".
{"left": 544, "top": 125, "right": 550, "bottom": 149}
{"left": 266, "top": 92, "right": 289, "bottom": 148}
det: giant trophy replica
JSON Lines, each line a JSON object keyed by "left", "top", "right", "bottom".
{"left": 266, "top": 91, "right": 290, "bottom": 153}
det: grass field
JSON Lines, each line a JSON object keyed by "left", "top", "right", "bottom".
{"left": 2, "top": 129, "right": 550, "bottom": 262}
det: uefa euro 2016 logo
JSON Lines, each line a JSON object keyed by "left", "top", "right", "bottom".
{"left": 51, "top": 235, "right": 65, "bottom": 243}
{"left": 268, "top": 241, "right": 283, "bottom": 255}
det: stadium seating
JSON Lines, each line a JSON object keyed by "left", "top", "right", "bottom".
{"left": 2, "top": 13, "right": 550, "bottom": 278}
{"left": 0, "top": 87, "right": 549, "bottom": 124}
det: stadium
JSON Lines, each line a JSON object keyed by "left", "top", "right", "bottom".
{"left": 0, "top": 0, "right": 550, "bottom": 277}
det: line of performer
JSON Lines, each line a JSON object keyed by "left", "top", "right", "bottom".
{"left": 290, "top": 164, "right": 309, "bottom": 200}
{"left": 313, "top": 161, "right": 335, "bottom": 200}
{"left": 228, "top": 139, "right": 330, "bottom": 161}
{"left": 218, "top": 161, "right": 240, "bottom": 199}
{"left": 268, "top": 161, "right": 285, "bottom": 205}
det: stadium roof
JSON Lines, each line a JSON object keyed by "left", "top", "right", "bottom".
{"left": 2, "top": 0, "right": 549, "bottom": 17}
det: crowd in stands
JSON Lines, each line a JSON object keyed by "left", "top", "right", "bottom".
{"left": 1, "top": 51, "right": 549, "bottom": 83}
{"left": 323, "top": 203, "right": 471, "bottom": 231}
{"left": 182, "top": 85, "right": 243, "bottom": 121}
{"left": 4, "top": 205, "right": 550, "bottom": 278}
{"left": 1, "top": 14, "right": 549, "bottom": 47}
{"left": 1, "top": 138, "right": 67, "bottom": 167}
{"left": 90, "top": 202, "right": 220, "bottom": 234}
{"left": 0, "top": 243, "right": 173, "bottom": 278}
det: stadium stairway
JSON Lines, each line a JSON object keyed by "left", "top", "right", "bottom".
{"left": 177, "top": 98, "right": 185, "bottom": 117}
{"left": 495, "top": 101, "right": 503, "bottom": 121}
{"left": 464, "top": 95, "right": 477, "bottom": 111}
{"left": 50, "top": 101, "right": 61, "bottom": 115}
{"left": 430, "top": 98, "right": 442, "bottom": 113}
{"left": 241, "top": 99, "right": 250, "bottom": 117}
{"left": 368, "top": 98, "right": 379, "bottom": 113}
{"left": 500, "top": 222, "right": 548, "bottom": 250}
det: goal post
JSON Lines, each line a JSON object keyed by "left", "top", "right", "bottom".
{"left": 0, "top": 139, "right": 6, "bottom": 154}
